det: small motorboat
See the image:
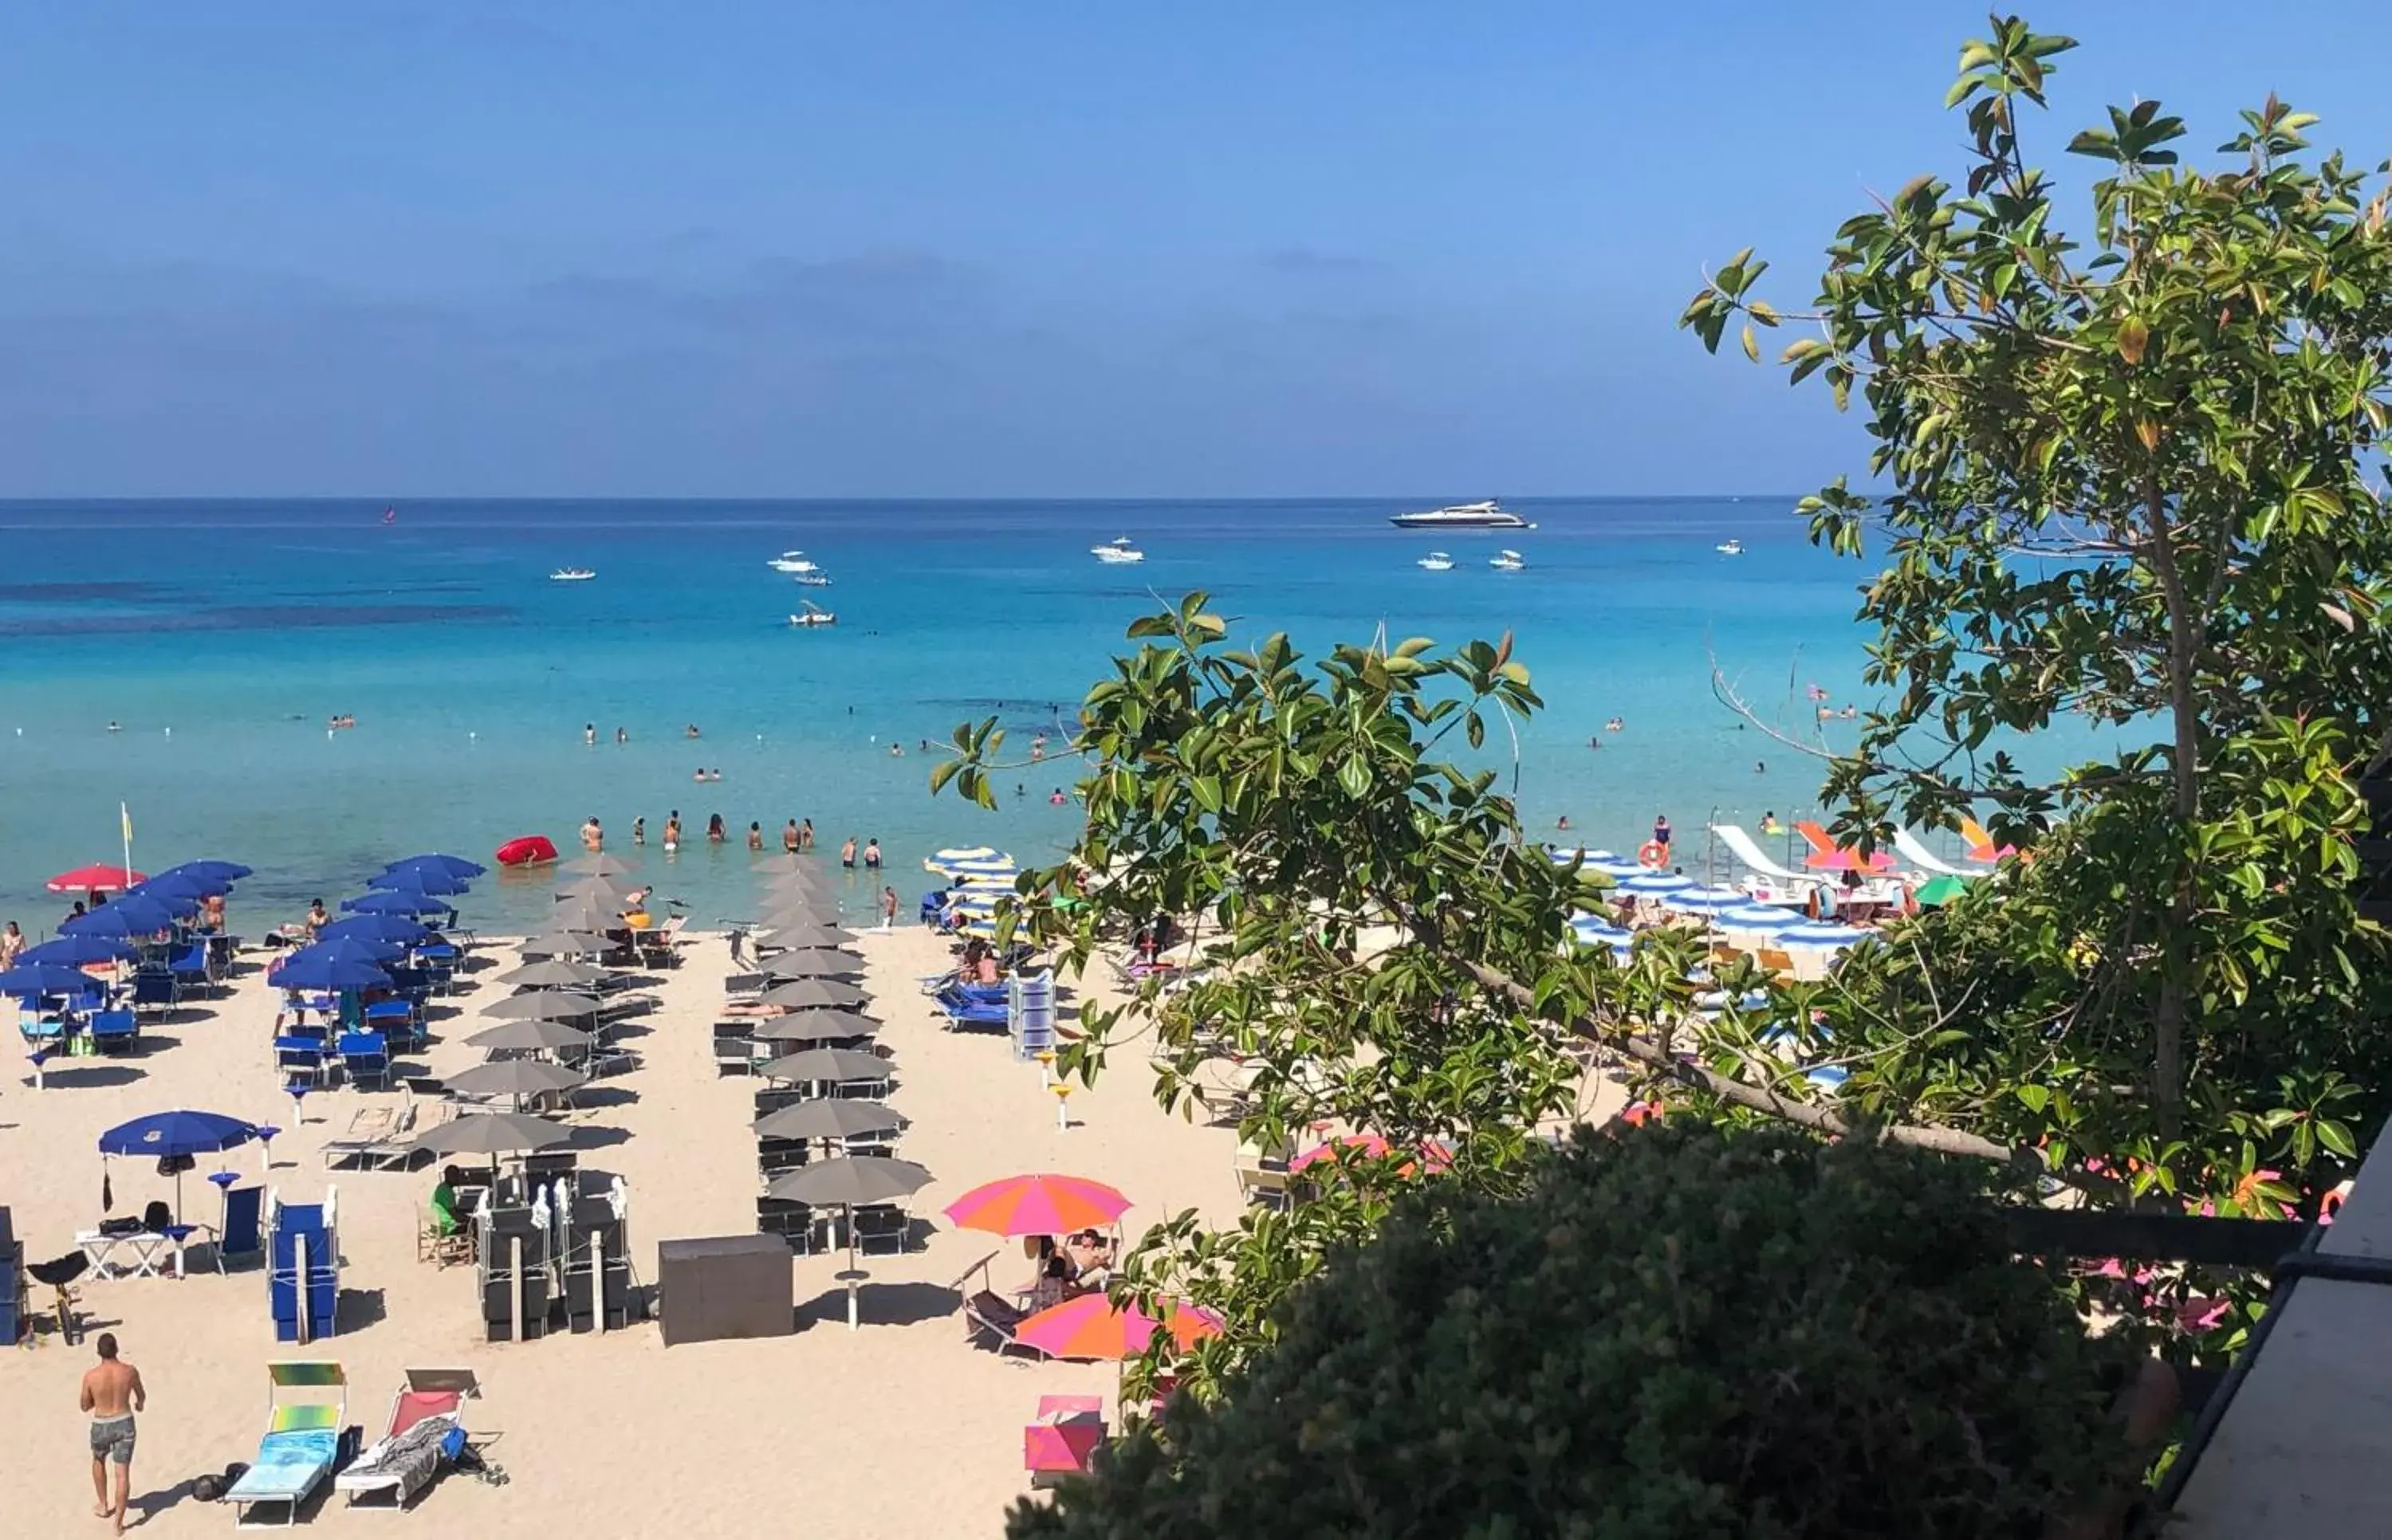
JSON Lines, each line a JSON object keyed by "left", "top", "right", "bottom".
{"left": 768, "top": 550, "right": 820, "bottom": 574}
{"left": 1716, "top": 540, "right": 1745, "bottom": 556}
{"left": 1092, "top": 537, "right": 1145, "bottom": 564}
{"left": 793, "top": 572, "right": 832, "bottom": 587}
{"left": 550, "top": 568, "right": 596, "bottom": 583}
{"left": 1489, "top": 548, "right": 1526, "bottom": 572}
{"left": 1417, "top": 552, "right": 1455, "bottom": 572}
{"left": 789, "top": 601, "right": 837, "bottom": 628}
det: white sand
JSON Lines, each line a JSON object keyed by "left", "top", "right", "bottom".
{"left": 0, "top": 926, "right": 1248, "bottom": 1536}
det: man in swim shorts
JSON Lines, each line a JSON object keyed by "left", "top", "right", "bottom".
{"left": 81, "top": 1332, "right": 145, "bottom": 1535}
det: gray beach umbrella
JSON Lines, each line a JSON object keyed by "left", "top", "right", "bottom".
{"left": 758, "top": 1047, "right": 891, "bottom": 1084}
{"left": 756, "top": 922, "right": 859, "bottom": 949}
{"left": 496, "top": 958, "right": 610, "bottom": 990}
{"left": 762, "top": 872, "right": 836, "bottom": 898}
{"left": 765, "top": 1155, "right": 930, "bottom": 1207}
{"left": 752, "top": 854, "right": 827, "bottom": 875}
{"left": 752, "top": 1098, "right": 907, "bottom": 1142}
{"left": 749, "top": 1009, "right": 881, "bottom": 1044}
{"left": 760, "top": 949, "right": 864, "bottom": 980}
{"left": 549, "top": 899, "right": 624, "bottom": 931}
{"left": 520, "top": 931, "right": 611, "bottom": 958}
{"left": 757, "top": 978, "right": 868, "bottom": 1011}
{"left": 481, "top": 990, "right": 602, "bottom": 1021}
{"left": 444, "top": 1059, "right": 589, "bottom": 1101}
{"left": 753, "top": 906, "right": 840, "bottom": 934}
{"left": 466, "top": 1017, "right": 596, "bottom": 1053}
{"left": 409, "top": 1109, "right": 572, "bottom": 1158}
{"left": 562, "top": 852, "right": 638, "bottom": 878}
{"left": 555, "top": 874, "right": 638, "bottom": 902}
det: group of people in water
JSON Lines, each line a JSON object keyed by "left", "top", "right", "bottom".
{"left": 574, "top": 812, "right": 886, "bottom": 873}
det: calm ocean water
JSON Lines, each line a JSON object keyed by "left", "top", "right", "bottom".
{"left": 0, "top": 497, "right": 1897, "bottom": 933}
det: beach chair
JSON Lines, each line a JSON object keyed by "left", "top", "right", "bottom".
{"left": 935, "top": 988, "right": 1009, "bottom": 1033}
{"left": 219, "top": 1184, "right": 266, "bottom": 1268}
{"left": 226, "top": 1360, "right": 352, "bottom": 1527}
{"left": 333, "top": 1368, "right": 481, "bottom": 1512}
{"left": 955, "top": 1254, "right": 1051, "bottom": 1361}
{"left": 130, "top": 967, "right": 178, "bottom": 1018}
{"left": 635, "top": 915, "right": 687, "bottom": 968}
{"left": 757, "top": 1137, "right": 810, "bottom": 1179}
{"left": 169, "top": 940, "right": 215, "bottom": 996}
{"left": 853, "top": 1204, "right": 911, "bottom": 1255}
{"left": 89, "top": 1008, "right": 139, "bottom": 1055}
{"left": 338, "top": 1031, "right": 391, "bottom": 1091}
{"left": 1757, "top": 947, "right": 1796, "bottom": 978}
{"left": 1235, "top": 1161, "right": 1294, "bottom": 1212}
{"left": 722, "top": 972, "right": 770, "bottom": 1001}
{"left": 757, "top": 1196, "right": 816, "bottom": 1254}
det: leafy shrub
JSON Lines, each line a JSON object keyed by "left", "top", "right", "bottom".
{"left": 1010, "top": 1122, "right": 2130, "bottom": 1540}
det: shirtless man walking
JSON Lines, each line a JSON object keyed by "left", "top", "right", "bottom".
{"left": 81, "top": 1334, "right": 145, "bottom": 1534}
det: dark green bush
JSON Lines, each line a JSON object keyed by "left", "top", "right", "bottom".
{"left": 1009, "top": 1122, "right": 2129, "bottom": 1540}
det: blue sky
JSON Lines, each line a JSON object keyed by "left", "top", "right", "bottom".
{"left": 4, "top": 2, "right": 2388, "bottom": 497}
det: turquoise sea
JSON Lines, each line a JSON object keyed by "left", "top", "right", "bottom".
{"left": 0, "top": 497, "right": 1886, "bottom": 933}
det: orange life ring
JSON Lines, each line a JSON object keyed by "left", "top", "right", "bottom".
{"left": 1637, "top": 841, "right": 1668, "bottom": 869}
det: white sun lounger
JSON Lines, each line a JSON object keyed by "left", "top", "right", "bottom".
{"left": 1890, "top": 828, "right": 1981, "bottom": 876}
{"left": 227, "top": 1361, "right": 347, "bottom": 1527}
{"left": 1709, "top": 824, "right": 1815, "bottom": 883}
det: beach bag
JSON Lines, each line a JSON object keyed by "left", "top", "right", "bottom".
{"left": 156, "top": 1153, "right": 195, "bottom": 1177}
{"left": 195, "top": 1461, "right": 247, "bottom": 1502}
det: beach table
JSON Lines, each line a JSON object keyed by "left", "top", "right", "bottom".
{"left": 76, "top": 1228, "right": 174, "bottom": 1279}
{"left": 1025, "top": 1395, "right": 1105, "bottom": 1487}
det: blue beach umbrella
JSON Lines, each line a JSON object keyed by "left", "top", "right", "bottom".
{"left": 0, "top": 962, "right": 108, "bottom": 997}
{"left": 1612, "top": 871, "right": 1695, "bottom": 896}
{"left": 340, "top": 890, "right": 453, "bottom": 917}
{"left": 20, "top": 936, "right": 136, "bottom": 967}
{"left": 386, "top": 853, "right": 488, "bottom": 879}
{"left": 1775, "top": 921, "right": 1873, "bottom": 949}
{"left": 273, "top": 952, "right": 392, "bottom": 992}
{"left": 368, "top": 866, "right": 471, "bottom": 897}
{"left": 157, "top": 859, "right": 254, "bottom": 885}
{"left": 1552, "top": 848, "right": 1647, "bottom": 880}
{"left": 132, "top": 873, "right": 223, "bottom": 903}
{"left": 1804, "top": 1065, "right": 1851, "bottom": 1092}
{"left": 317, "top": 914, "right": 432, "bottom": 945}
{"left": 62, "top": 894, "right": 183, "bottom": 937}
{"left": 1658, "top": 886, "right": 1751, "bottom": 915}
{"left": 1568, "top": 917, "right": 1634, "bottom": 951}
{"left": 1717, "top": 902, "right": 1801, "bottom": 929}
{"left": 286, "top": 937, "right": 403, "bottom": 967}
{"left": 98, "top": 1108, "right": 261, "bottom": 1158}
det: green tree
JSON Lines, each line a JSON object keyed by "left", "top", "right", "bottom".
{"left": 1009, "top": 1124, "right": 2138, "bottom": 1540}
{"left": 1678, "top": 13, "right": 2392, "bottom": 1237}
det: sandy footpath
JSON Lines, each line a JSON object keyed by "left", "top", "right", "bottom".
{"left": 0, "top": 924, "right": 1245, "bottom": 1538}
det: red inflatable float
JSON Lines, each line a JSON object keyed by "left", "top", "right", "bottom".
{"left": 494, "top": 835, "right": 558, "bottom": 868}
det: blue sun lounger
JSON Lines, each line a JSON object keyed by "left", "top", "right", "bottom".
{"left": 935, "top": 987, "right": 1009, "bottom": 1032}
{"left": 227, "top": 1360, "right": 350, "bottom": 1527}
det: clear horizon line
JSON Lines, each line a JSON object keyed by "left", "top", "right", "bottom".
{"left": 0, "top": 491, "right": 1808, "bottom": 505}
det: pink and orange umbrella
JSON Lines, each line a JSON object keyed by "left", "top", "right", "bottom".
{"left": 1290, "top": 1133, "right": 1453, "bottom": 1177}
{"left": 1015, "top": 1293, "right": 1225, "bottom": 1361}
{"left": 943, "top": 1173, "right": 1132, "bottom": 1237}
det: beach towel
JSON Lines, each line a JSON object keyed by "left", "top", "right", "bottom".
{"left": 226, "top": 1427, "right": 340, "bottom": 1502}
{"left": 344, "top": 1413, "right": 458, "bottom": 1504}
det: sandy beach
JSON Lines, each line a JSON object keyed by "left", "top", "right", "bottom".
{"left": 0, "top": 923, "right": 1250, "bottom": 1537}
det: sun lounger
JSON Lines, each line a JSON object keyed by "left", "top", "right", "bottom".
{"left": 1890, "top": 827, "right": 1980, "bottom": 876}
{"left": 334, "top": 1368, "right": 480, "bottom": 1511}
{"left": 324, "top": 1105, "right": 422, "bottom": 1172}
{"left": 227, "top": 1360, "right": 350, "bottom": 1527}
{"left": 954, "top": 1253, "right": 1053, "bottom": 1360}
{"left": 89, "top": 1008, "right": 140, "bottom": 1055}
{"left": 936, "top": 988, "right": 1009, "bottom": 1033}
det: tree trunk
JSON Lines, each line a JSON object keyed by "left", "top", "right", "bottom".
{"left": 2142, "top": 478, "right": 2201, "bottom": 1138}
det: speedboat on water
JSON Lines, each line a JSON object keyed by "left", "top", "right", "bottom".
{"left": 793, "top": 572, "right": 832, "bottom": 587}
{"left": 1417, "top": 552, "right": 1455, "bottom": 572}
{"left": 1716, "top": 540, "right": 1745, "bottom": 556}
{"left": 1489, "top": 548, "right": 1526, "bottom": 572}
{"left": 1390, "top": 499, "right": 1533, "bottom": 530}
{"left": 1092, "top": 536, "right": 1145, "bottom": 564}
{"left": 550, "top": 568, "right": 596, "bottom": 582}
{"left": 788, "top": 601, "right": 837, "bottom": 628}
{"left": 768, "top": 550, "right": 820, "bottom": 573}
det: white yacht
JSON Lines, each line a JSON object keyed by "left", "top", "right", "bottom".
{"left": 550, "top": 568, "right": 596, "bottom": 583}
{"left": 768, "top": 550, "right": 820, "bottom": 574}
{"left": 1716, "top": 540, "right": 1745, "bottom": 556}
{"left": 1417, "top": 552, "right": 1456, "bottom": 572}
{"left": 793, "top": 572, "right": 832, "bottom": 587}
{"left": 1390, "top": 499, "right": 1533, "bottom": 530}
{"left": 1091, "top": 536, "right": 1146, "bottom": 564}
{"left": 788, "top": 601, "right": 837, "bottom": 628}
{"left": 1489, "top": 549, "right": 1526, "bottom": 572}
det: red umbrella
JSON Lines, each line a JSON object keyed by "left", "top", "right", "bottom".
{"left": 47, "top": 864, "right": 147, "bottom": 894}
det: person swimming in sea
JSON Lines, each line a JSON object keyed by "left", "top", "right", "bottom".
{"left": 840, "top": 836, "right": 857, "bottom": 870}
{"left": 706, "top": 814, "right": 726, "bottom": 844}
{"left": 632, "top": 816, "right": 646, "bottom": 845}
{"left": 663, "top": 811, "right": 682, "bottom": 853}
{"left": 747, "top": 822, "right": 765, "bottom": 851}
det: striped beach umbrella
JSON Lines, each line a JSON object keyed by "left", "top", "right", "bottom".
{"left": 1611, "top": 871, "right": 1695, "bottom": 896}
{"left": 1014, "top": 1294, "right": 1223, "bottom": 1361}
{"left": 1775, "top": 921, "right": 1874, "bottom": 949}
{"left": 1658, "top": 886, "right": 1750, "bottom": 915}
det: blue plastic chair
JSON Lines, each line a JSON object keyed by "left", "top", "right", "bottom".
{"left": 168, "top": 941, "right": 213, "bottom": 994}
{"left": 337, "top": 1031, "right": 391, "bottom": 1091}
{"left": 89, "top": 1008, "right": 139, "bottom": 1055}
{"left": 131, "top": 968, "right": 178, "bottom": 1016}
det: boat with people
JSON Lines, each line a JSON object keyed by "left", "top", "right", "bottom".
{"left": 1417, "top": 552, "right": 1455, "bottom": 572}
{"left": 1489, "top": 548, "right": 1526, "bottom": 571}
{"left": 767, "top": 550, "right": 820, "bottom": 573}
{"left": 788, "top": 601, "right": 837, "bottom": 628}
{"left": 1390, "top": 499, "right": 1534, "bottom": 530}
{"left": 1091, "top": 536, "right": 1145, "bottom": 564}
{"left": 1716, "top": 540, "right": 1745, "bottom": 556}
{"left": 550, "top": 568, "right": 596, "bottom": 583}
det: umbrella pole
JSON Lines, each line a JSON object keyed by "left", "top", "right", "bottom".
{"left": 847, "top": 1210, "right": 861, "bottom": 1331}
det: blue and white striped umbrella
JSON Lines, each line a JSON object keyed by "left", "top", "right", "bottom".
{"left": 1658, "top": 886, "right": 1749, "bottom": 915}
{"left": 1804, "top": 1064, "right": 1851, "bottom": 1091}
{"left": 1568, "top": 917, "right": 1634, "bottom": 953}
{"left": 1548, "top": 847, "right": 1646, "bottom": 880}
{"left": 925, "top": 847, "right": 1001, "bottom": 874}
{"left": 1612, "top": 871, "right": 1694, "bottom": 896}
{"left": 1717, "top": 902, "right": 1802, "bottom": 929}
{"left": 1775, "top": 921, "right": 1873, "bottom": 949}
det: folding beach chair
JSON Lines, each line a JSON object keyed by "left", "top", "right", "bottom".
{"left": 853, "top": 1204, "right": 911, "bottom": 1255}
{"left": 757, "top": 1196, "right": 816, "bottom": 1254}
{"left": 954, "top": 1255, "right": 1051, "bottom": 1361}
{"left": 334, "top": 1368, "right": 481, "bottom": 1511}
{"left": 89, "top": 1008, "right": 139, "bottom": 1055}
{"left": 219, "top": 1184, "right": 266, "bottom": 1267}
{"left": 130, "top": 968, "right": 178, "bottom": 1018}
{"left": 226, "top": 1361, "right": 352, "bottom": 1527}
{"left": 338, "top": 1031, "right": 391, "bottom": 1092}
